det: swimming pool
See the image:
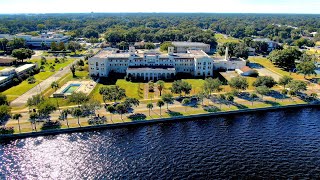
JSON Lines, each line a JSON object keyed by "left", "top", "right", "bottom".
{"left": 62, "top": 84, "right": 81, "bottom": 93}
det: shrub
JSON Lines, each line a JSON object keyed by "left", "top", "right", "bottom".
{"left": 41, "top": 121, "right": 61, "bottom": 130}
{"left": 203, "top": 105, "right": 220, "bottom": 112}
{"left": 127, "top": 113, "right": 146, "bottom": 120}
{"left": 0, "top": 127, "right": 14, "bottom": 134}
{"left": 27, "top": 76, "right": 36, "bottom": 84}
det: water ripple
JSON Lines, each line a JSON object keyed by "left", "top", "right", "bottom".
{"left": 0, "top": 107, "right": 320, "bottom": 179}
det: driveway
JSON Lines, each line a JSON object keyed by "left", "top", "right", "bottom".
{"left": 248, "top": 62, "right": 282, "bottom": 81}
{"left": 10, "top": 59, "right": 79, "bottom": 107}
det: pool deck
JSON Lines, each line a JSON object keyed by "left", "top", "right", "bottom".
{"left": 52, "top": 80, "right": 96, "bottom": 97}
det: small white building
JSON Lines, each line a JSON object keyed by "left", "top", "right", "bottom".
{"left": 235, "top": 66, "right": 257, "bottom": 76}
{"left": 172, "top": 41, "right": 211, "bottom": 53}
{"left": 0, "top": 64, "right": 36, "bottom": 87}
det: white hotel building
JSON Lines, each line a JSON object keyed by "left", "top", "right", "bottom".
{"left": 89, "top": 46, "right": 246, "bottom": 81}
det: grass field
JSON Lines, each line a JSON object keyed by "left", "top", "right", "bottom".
{"left": 90, "top": 79, "right": 144, "bottom": 103}
{"left": 248, "top": 56, "right": 309, "bottom": 80}
{"left": 2, "top": 58, "right": 74, "bottom": 102}
{"left": 215, "top": 33, "right": 240, "bottom": 44}
{"left": 307, "top": 48, "right": 320, "bottom": 57}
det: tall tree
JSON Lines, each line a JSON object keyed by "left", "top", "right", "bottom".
{"left": 171, "top": 80, "right": 192, "bottom": 96}
{"left": 12, "top": 48, "right": 34, "bottom": 63}
{"left": 255, "top": 86, "right": 270, "bottom": 100}
{"left": 287, "top": 80, "right": 307, "bottom": 94}
{"left": 70, "top": 64, "right": 76, "bottom": 77}
{"left": 51, "top": 81, "right": 60, "bottom": 112}
{"left": 268, "top": 48, "right": 302, "bottom": 71}
{"left": 278, "top": 75, "right": 293, "bottom": 89}
{"left": 71, "top": 108, "right": 82, "bottom": 126}
{"left": 99, "top": 85, "right": 126, "bottom": 104}
{"left": 296, "top": 61, "right": 317, "bottom": 78}
{"left": 249, "top": 93, "right": 258, "bottom": 106}
{"left": 0, "top": 93, "right": 8, "bottom": 105}
{"left": 161, "top": 93, "right": 174, "bottom": 110}
{"left": 12, "top": 114, "right": 22, "bottom": 133}
{"left": 69, "top": 92, "right": 89, "bottom": 107}
{"left": 156, "top": 100, "right": 165, "bottom": 116}
{"left": 147, "top": 103, "right": 153, "bottom": 116}
{"left": 115, "top": 104, "right": 126, "bottom": 120}
{"left": 203, "top": 78, "right": 222, "bottom": 97}
{"left": 253, "top": 76, "right": 277, "bottom": 88}
{"left": 106, "top": 105, "right": 115, "bottom": 123}
{"left": 156, "top": 80, "right": 165, "bottom": 96}
{"left": 228, "top": 76, "right": 249, "bottom": 92}
{"left": 182, "top": 98, "right": 191, "bottom": 112}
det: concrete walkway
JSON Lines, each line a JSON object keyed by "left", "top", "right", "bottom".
{"left": 10, "top": 59, "right": 79, "bottom": 107}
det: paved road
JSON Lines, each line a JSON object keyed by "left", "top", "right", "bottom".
{"left": 248, "top": 62, "right": 281, "bottom": 81}
{"left": 10, "top": 59, "right": 79, "bottom": 107}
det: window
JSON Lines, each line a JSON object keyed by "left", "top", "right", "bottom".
{"left": 96, "top": 62, "right": 98, "bottom": 66}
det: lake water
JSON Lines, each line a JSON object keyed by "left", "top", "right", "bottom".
{"left": 1, "top": 107, "right": 320, "bottom": 179}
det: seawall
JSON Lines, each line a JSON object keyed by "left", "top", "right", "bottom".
{"left": 1, "top": 103, "right": 319, "bottom": 141}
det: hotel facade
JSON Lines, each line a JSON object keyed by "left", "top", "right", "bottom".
{"left": 89, "top": 45, "right": 246, "bottom": 81}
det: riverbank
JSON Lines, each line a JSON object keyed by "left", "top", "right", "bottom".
{"left": 1, "top": 103, "right": 319, "bottom": 141}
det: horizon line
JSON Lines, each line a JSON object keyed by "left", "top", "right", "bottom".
{"left": 0, "top": 12, "right": 320, "bottom": 15}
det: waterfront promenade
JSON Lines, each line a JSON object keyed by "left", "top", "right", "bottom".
{"left": 2, "top": 100, "right": 319, "bottom": 140}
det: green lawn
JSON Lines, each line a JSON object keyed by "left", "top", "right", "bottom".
{"left": 3, "top": 58, "right": 74, "bottom": 102}
{"left": 29, "top": 58, "right": 74, "bottom": 71}
{"left": 116, "top": 80, "right": 143, "bottom": 99}
{"left": 215, "top": 33, "right": 240, "bottom": 44}
{"left": 90, "top": 79, "right": 143, "bottom": 103}
{"left": 249, "top": 56, "right": 308, "bottom": 80}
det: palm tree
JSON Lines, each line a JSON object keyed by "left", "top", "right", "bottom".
{"left": 51, "top": 81, "right": 60, "bottom": 112}
{"left": 72, "top": 108, "right": 82, "bottom": 126}
{"left": 29, "top": 112, "right": 38, "bottom": 131}
{"left": 156, "top": 80, "right": 165, "bottom": 96}
{"left": 12, "top": 114, "right": 22, "bottom": 133}
{"left": 146, "top": 102, "right": 153, "bottom": 116}
{"left": 157, "top": 100, "right": 164, "bottom": 117}
{"left": 61, "top": 109, "right": 70, "bottom": 128}
{"left": 106, "top": 105, "right": 115, "bottom": 123}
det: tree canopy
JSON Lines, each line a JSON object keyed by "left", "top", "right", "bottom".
{"left": 12, "top": 48, "right": 34, "bottom": 62}
{"left": 268, "top": 48, "right": 302, "bottom": 71}
{"left": 228, "top": 76, "right": 249, "bottom": 91}
{"left": 253, "top": 76, "right": 277, "bottom": 88}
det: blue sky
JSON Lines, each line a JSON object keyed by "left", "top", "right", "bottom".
{"left": 0, "top": 0, "right": 319, "bottom": 14}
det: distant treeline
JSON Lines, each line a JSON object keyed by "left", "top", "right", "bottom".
{"left": 0, "top": 13, "right": 320, "bottom": 45}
